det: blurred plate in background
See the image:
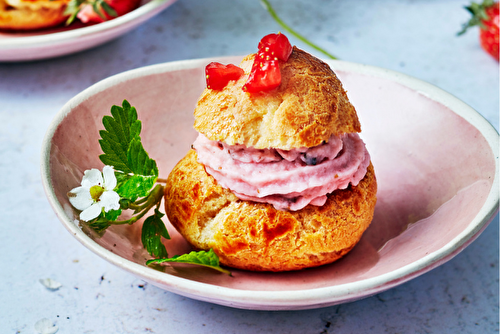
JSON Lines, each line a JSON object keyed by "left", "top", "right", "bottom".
{"left": 0, "top": 0, "right": 176, "bottom": 62}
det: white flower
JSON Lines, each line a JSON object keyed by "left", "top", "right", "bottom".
{"left": 68, "top": 165, "right": 120, "bottom": 221}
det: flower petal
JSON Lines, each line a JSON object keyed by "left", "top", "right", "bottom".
{"left": 68, "top": 186, "right": 93, "bottom": 211}
{"left": 100, "top": 190, "right": 121, "bottom": 212}
{"left": 102, "top": 165, "right": 117, "bottom": 190}
{"left": 80, "top": 203, "right": 102, "bottom": 221}
{"left": 81, "top": 168, "right": 103, "bottom": 188}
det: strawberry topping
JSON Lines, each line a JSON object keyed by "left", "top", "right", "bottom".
{"left": 204, "top": 33, "right": 293, "bottom": 92}
{"left": 244, "top": 58, "right": 281, "bottom": 93}
{"left": 205, "top": 62, "right": 245, "bottom": 90}
{"left": 243, "top": 32, "right": 293, "bottom": 93}
{"left": 258, "top": 33, "right": 293, "bottom": 61}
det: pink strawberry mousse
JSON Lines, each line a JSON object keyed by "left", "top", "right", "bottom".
{"left": 193, "top": 133, "right": 371, "bottom": 211}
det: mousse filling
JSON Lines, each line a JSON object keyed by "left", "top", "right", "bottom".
{"left": 193, "top": 133, "right": 370, "bottom": 211}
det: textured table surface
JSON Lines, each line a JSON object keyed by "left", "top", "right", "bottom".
{"left": 1, "top": 0, "right": 498, "bottom": 333}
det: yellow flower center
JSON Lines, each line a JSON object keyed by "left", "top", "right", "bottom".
{"left": 90, "top": 185, "right": 104, "bottom": 201}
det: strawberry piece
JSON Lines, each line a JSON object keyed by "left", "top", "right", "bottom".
{"left": 243, "top": 32, "right": 293, "bottom": 93}
{"left": 258, "top": 33, "right": 293, "bottom": 61}
{"left": 108, "top": 0, "right": 141, "bottom": 16}
{"left": 243, "top": 59, "right": 281, "bottom": 93}
{"left": 77, "top": 0, "right": 141, "bottom": 24}
{"left": 205, "top": 62, "right": 245, "bottom": 90}
{"left": 459, "top": 0, "right": 499, "bottom": 61}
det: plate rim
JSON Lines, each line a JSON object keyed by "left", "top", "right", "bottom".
{"left": 0, "top": 0, "right": 176, "bottom": 49}
{"left": 40, "top": 57, "right": 500, "bottom": 310}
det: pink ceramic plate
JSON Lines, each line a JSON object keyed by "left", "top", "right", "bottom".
{"left": 41, "top": 57, "right": 499, "bottom": 310}
{"left": 0, "top": 0, "right": 176, "bottom": 62}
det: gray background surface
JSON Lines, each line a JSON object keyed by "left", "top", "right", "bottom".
{"left": 1, "top": 0, "right": 498, "bottom": 333}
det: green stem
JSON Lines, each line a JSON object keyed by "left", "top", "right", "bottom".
{"left": 260, "top": 0, "right": 338, "bottom": 60}
{"left": 127, "top": 203, "right": 144, "bottom": 212}
{"left": 134, "top": 196, "right": 150, "bottom": 205}
{"left": 110, "top": 184, "right": 165, "bottom": 225}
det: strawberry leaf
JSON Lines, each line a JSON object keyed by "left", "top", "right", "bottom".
{"left": 115, "top": 173, "right": 157, "bottom": 200}
{"left": 127, "top": 137, "right": 158, "bottom": 177}
{"left": 104, "top": 208, "right": 122, "bottom": 221}
{"left": 65, "top": 0, "right": 84, "bottom": 25}
{"left": 141, "top": 209, "right": 170, "bottom": 258}
{"left": 92, "top": 0, "right": 106, "bottom": 20}
{"left": 100, "top": 1, "right": 117, "bottom": 17}
{"left": 458, "top": 0, "right": 496, "bottom": 35}
{"left": 146, "top": 249, "right": 232, "bottom": 275}
{"left": 99, "top": 100, "right": 158, "bottom": 200}
{"left": 86, "top": 216, "right": 111, "bottom": 234}
{"left": 99, "top": 100, "right": 141, "bottom": 173}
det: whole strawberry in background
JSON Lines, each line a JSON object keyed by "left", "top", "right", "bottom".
{"left": 459, "top": 0, "right": 499, "bottom": 61}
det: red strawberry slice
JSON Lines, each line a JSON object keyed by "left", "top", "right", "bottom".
{"left": 243, "top": 59, "right": 281, "bottom": 93}
{"left": 205, "top": 62, "right": 245, "bottom": 90}
{"left": 258, "top": 33, "right": 293, "bottom": 61}
{"left": 243, "top": 32, "right": 293, "bottom": 93}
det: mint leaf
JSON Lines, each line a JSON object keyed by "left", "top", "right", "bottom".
{"left": 146, "top": 249, "right": 232, "bottom": 275}
{"left": 141, "top": 209, "right": 170, "bottom": 258}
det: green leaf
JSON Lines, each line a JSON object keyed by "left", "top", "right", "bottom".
{"left": 116, "top": 173, "right": 157, "bottom": 201}
{"left": 146, "top": 249, "right": 232, "bottom": 275}
{"left": 93, "top": 0, "right": 106, "bottom": 20}
{"left": 141, "top": 209, "right": 170, "bottom": 258}
{"left": 99, "top": 100, "right": 141, "bottom": 174}
{"left": 458, "top": 0, "right": 496, "bottom": 35}
{"left": 100, "top": 1, "right": 117, "bottom": 17}
{"left": 98, "top": 100, "right": 158, "bottom": 200}
{"left": 87, "top": 215, "right": 111, "bottom": 234}
{"left": 64, "top": 0, "right": 85, "bottom": 25}
{"left": 99, "top": 131, "right": 130, "bottom": 173}
{"left": 104, "top": 208, "right": 122, "bottom": 221}
{"left": 65, "top": 0, "right": 117, "bottom": 25}
{"left": 127, "top": 138, "right": 158, "bottom": 177}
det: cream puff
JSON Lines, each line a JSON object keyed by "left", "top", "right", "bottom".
{"left": 164, "top": 35, "right": 377, "bottom": 272}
